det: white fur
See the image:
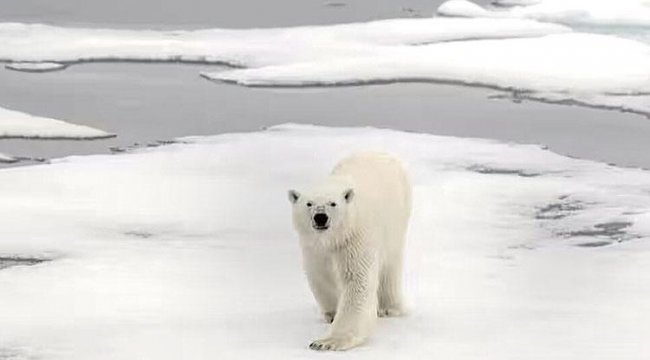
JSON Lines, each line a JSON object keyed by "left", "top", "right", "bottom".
{"left": 289, "top": 152, "right": 411, "bottom": 351}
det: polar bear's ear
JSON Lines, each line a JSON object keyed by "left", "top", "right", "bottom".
{"left": 288, "top": 190, "right": 301, "bottom": 204}
{"left": 343, "top": 188, "right": 355, "bottom": 203}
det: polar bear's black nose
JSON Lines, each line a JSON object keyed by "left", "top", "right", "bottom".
{"left": 313, "top": 213, "right": 329, "bottom": 228}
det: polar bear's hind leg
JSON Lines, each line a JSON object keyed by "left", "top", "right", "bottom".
{"left": 378, "top": 239, "right": 406, "bottom": 317}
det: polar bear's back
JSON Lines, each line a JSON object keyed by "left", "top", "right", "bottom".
{"left": 331, "top": 152, "right": 411, "bottom": 241}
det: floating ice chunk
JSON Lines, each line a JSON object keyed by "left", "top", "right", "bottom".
{"left": 438, "top": 0, "right": 650, "bottom": 27}
{"left": 0, "top": 19, "right": 567, "bottom": 68}
{"left": 206, "top": 33, "right": 650, "bottom": 94}
{"left": 1, "top": 124, "right": 650, "bottom": 359}
{"left": 5, "top": 62, "right": 68, "bottom": 72}
{"left": 0, "top": 107, "right": 114, "bottom": 139}
{"left": 494, "top": 0, "right": 541, "bottom": 5}
{"left": 438, "top": 0, "right": 494, "bottom": 18}
{"left": 0, "top": 152, "right": 16, "bottom": 163}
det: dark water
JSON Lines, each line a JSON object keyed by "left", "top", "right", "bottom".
{"left": 1, "top": 0, "right": 650, "bottom": 169}
{"left": 2, "top": 62, "right": 650, "bottom": 169}
{"left": 0, "top": 0, "right": 486, "bottom": 29}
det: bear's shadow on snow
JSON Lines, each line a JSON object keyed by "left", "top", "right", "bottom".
{"left": 0, "top": 256, "right": 50, "bottom": 270}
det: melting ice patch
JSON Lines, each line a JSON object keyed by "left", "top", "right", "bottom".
{"left": 5, "top": 62, "right": 68, "bottom": 73}
{"left": 0, "top": 107, "right": 114, "bottom": 139}
{"left": 0, "top": 152, "right": 16, "bottom": 163}
{"left": 439, "top": 0, "right": 650, "bottom": 28}
{"left": 0, "top": 124, "right": 649, "bottom": 359}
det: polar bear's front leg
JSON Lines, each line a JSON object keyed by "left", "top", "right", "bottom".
{"left": 302, "top": 246, "right": 339, "bottom": 322}
{"left": 310, "top": 247, "right": 378, "bottom": 351}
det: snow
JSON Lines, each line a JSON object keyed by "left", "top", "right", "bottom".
{"left": 0, "top": 106, "right": 114, "bottom": 139}
{"left": 438, "top": 0, "right": 492, "bottom": 18}
{"left": 0, "top": 19, "right": 566, "bottom": 67}
{"left": 206, "top": 33, "right": 650, "bottom": 94}
{"left": 5, "top": 62, "right": 68, "bottom": 72}
{"left": 0, "top": 124, "right": 649, "bottom": 359}
{"left": 438, "top": 0, "right": 650, "bottom": 27}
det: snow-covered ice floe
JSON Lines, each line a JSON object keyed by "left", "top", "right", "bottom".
{"left": 439, "top": 0, "right": 650, "bottom": 28}
{"left": 208, "top": 32, "right": 650, "bottom": 94}
{"left": 0, "top": 18, "right": 566, "bottom": 67}
{"left": 1, "top": 124, "right": 649, "bottom": 359}
{"left": 196, "top": 16, "right": 649, "bottom": 117}
{"left": 0, "top": 106, "right": 114, "bottom": 139}
{"left": 1, "top": 18, "right": 648, "bottom": 117}
{"left": 207, "top": 32, "right": 650, "bottom": 119}
{"left": 5, "top": 62, "right": 68, "bottom": 72}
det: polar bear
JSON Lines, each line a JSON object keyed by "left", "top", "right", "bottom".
{"left": 288, "top": 152, "right": 411, "bottom": 351}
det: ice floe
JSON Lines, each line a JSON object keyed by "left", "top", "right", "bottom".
{"left": 207, "top": 33, "right": 650, "bottom": 94}
{"left": 0, "top": 124, "right": 649, "bottom": 359}
{"left": 439, "top": 0, "right": 650, "bottom": 27}
{"left": 3, "top": 18, "right": 648, "bottom": 116}
{"left": 0, "top": 16, "right": 650, "bottom": 116}
{"left": 493, "top": 0, "right": 541, "bottom": 5}
{"left": 0, "top": 106, "right": 114, "bottom": 139}
{"left": 5, "top": 62, "right": 68, "bottom": 72}
{"left": 0, "top": 19, "right": 566, "bottom": 67}
{"left": 0, "top": 152, "right": 16, "bottom": 163}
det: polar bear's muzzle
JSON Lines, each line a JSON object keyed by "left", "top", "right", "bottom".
{"left": 312, "top": 213, "right": 330, "bottom": 230}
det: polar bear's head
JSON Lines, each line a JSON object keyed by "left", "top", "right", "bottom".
{"left": 288, "top": 186, "right": 355, "bottom": 240}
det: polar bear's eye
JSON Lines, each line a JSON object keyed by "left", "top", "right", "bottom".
{"left": 330, "top": 202, "right": 337, "bottom": 207}
{"left": 306, "top": 202, "right": 313, "bottom": 207}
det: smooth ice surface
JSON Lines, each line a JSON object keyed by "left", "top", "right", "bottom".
{"left": 0, "top": 18, "right": 566, "bottom": 67}
{"left": 5, "top": 62, "right": 68, "bottom": 72}
{"left": 208, "top": 33, "right": 650, "bottom": 94}
{"left": 439, "top": 0, "right": 650, "bottom": 27}
{"left": 0, "top": 106, "right": 113, "bottom": 139}
{"left": 0, "top": 124, "right": 649, "bottom": 359}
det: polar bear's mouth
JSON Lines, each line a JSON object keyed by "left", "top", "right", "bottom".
{"left": 312, "top": 213, "right": 330, "bottom": 231}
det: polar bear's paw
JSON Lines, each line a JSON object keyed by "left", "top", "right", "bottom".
{"left": 378, "top": 306, "right": 405, "bottom": 317}
{"left": 309, "top": 336, "right": 360, "bottom": 351}
{"left": 323, "top": 311, "right": 336, "bottom": 323}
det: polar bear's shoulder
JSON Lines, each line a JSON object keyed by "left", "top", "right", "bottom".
{"left": 331, "top": 151, "right": 404, "bottom": 176}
